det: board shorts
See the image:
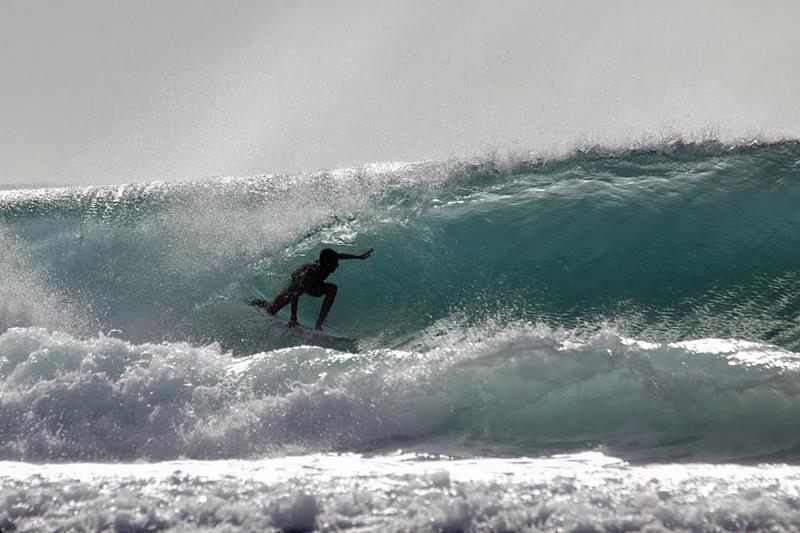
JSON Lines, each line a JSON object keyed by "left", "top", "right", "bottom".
{"left": 285, "top": 281, "right": 330, "bottom": 298}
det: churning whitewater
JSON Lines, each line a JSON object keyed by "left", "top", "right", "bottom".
{"left": 2, "top": 140, "right": 800, "bottom": 531}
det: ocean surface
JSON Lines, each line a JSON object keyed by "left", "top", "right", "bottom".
{"left": 2, "top": 140, "right": 800, "bottom": 531}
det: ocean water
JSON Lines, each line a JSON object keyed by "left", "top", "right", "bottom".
{"left": 2, "top": 140, "right": 800, "bottom": 531}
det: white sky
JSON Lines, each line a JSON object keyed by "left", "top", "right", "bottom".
{"left": 1, "top": 1, "right": 798, "bottom": 186}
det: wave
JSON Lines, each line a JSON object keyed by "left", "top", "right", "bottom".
{"left": 2, "top": 325, "right": 800, "bottom": 461}
{"left": 1, "top": 140, "right": 799, "bottom": 353}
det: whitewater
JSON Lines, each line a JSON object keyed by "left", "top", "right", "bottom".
{"left": 2, "top": 140, "right": 800, "bottom": 531}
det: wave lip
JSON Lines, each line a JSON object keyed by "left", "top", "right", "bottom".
{"left": 2, "top": 325, "right": 800, "bottom": 462}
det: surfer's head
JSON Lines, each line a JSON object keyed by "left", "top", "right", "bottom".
{"left": 319, "top": 248, "right": 339, "bottom": 269}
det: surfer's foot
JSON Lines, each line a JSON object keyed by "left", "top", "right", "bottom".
{"left": 314, "top": 324, "right": 324, "bottom": 331}
{"left": 251, "top": 299, "right": 279, "bottom": 314}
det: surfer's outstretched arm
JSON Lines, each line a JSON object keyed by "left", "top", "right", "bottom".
{"left": 336, "top": 248, "right": 373, "bottom": 260}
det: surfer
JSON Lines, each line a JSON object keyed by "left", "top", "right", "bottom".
{"left": 251, "top": 247, "right": 373, "bottom": 330}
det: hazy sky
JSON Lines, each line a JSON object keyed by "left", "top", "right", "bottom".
{"left": 1, "top": 1, "right": 798, "bottom": 186}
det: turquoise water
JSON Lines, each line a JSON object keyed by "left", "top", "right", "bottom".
{"left": 2, "top": 141, "right": 799, "bottom": 352}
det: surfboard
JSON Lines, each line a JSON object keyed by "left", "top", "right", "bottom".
{"left": 250, "top": 299, "right": 358, "bottom": 352}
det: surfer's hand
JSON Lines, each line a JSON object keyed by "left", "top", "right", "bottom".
{"left": 288, "top": 318, "right": 298, "bottom": 328}
{"left": 358, "top": 248, "right": 374, "bottom": 259}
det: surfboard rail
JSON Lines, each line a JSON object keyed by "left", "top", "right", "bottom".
{"left": 249, "top": 299, "right": 358, "bottom": 352}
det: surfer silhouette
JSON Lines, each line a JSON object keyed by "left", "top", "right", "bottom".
{"left": 251, "top": 247, "right": 373, "bottom": 330}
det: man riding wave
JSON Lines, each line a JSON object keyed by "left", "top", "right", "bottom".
{"left": 251, "top": 247, "right": 373, "bottom": 330}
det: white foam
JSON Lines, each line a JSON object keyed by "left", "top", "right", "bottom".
{"left": 2, "top": 325, "right": 800, "bottom": 462}
{"left": 2, "top": 453, "right": 800, "bottom": 532}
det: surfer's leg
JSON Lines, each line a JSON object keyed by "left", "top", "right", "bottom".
{"left": 314, "top": 283, "right": 337, "bottom": 330}
{"left": 267, "top": 291, "right": 291, "bottom": 315}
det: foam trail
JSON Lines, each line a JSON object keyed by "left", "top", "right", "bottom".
{"left": 2, "top": 324, "right": 800, "bottom": 462}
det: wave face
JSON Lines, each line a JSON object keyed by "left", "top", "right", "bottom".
{"left": 2, "top": 140, "right": 800, "bottom": 461}
{"left": 2, "top": 141, "right": 799, "bottom": 351}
